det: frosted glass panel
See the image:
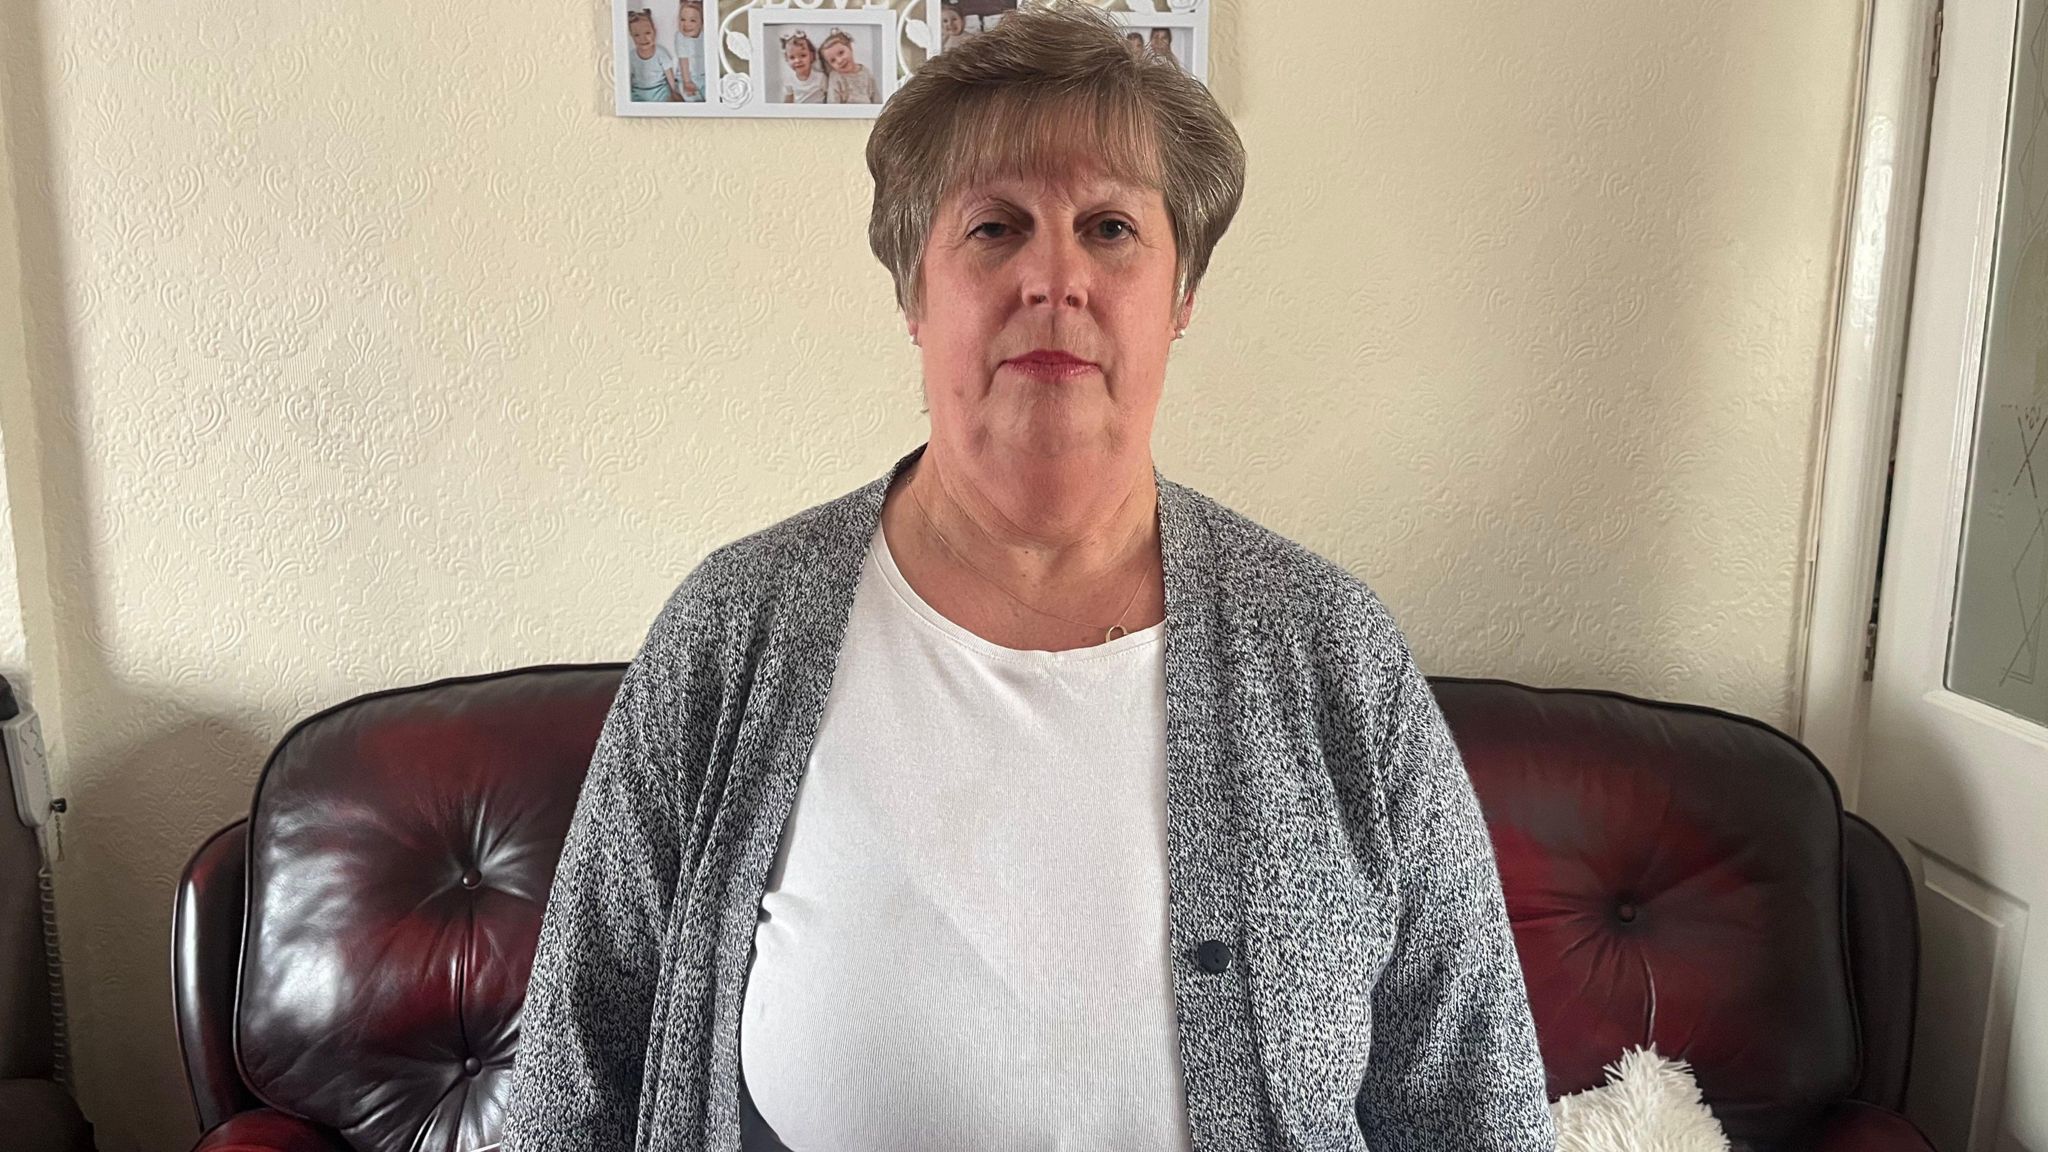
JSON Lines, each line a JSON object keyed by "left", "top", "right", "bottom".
{"left": 1950, "top": 2, "right": 2048, "bottom": 723}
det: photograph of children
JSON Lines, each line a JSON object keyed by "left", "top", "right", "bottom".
{"left": 1129, "top": 25, "right": 1190, "bottom": 72}
{"left": 776, "top": 29, "right": 829, "bottom": 105}
{"left": 625, "top": 8, "right": 681, "bottom": 102}
{"left": 672, "top": 0, "right": 707, "bottom": 102}
{"left": 819, "top": 27, "right": 881, "bottom": 103}
{"left": 759, "top": 20, "right": 884, "bottom": 105}
{"left": 1109, "top": 14, "right": 1204, "bottom": 83}
{"left": 939, "top": 0, "right": 1020, "bottom": 52}
{"left": 619, "top": 0, "right": 717, "bottom": 107}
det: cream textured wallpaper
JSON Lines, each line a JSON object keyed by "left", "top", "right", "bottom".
{"left": 0, "top": 0, "right": 1862, "bottom": 1147}
{"left": 0, "top": 436, "right": 26, "bottom": 687}
{"left": 1, "top": 101, "right": 32, "bottom": 696}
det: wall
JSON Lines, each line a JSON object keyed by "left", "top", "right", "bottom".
{"left": 0, "top": 0, "right": 1864, "bottom": 1147}
{"left": 0, "top": 361, "right": 29, "bottom": 701}
{"left": 0, "top": 66, "right": 37, "bottom": 731}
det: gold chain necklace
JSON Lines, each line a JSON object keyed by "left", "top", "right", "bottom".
{"left": 908, "top": 478, "right": 1153, "bottom": 644}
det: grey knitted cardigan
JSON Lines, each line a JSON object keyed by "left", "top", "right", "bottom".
{"left": 503, "top": 444, "right": 1556, "bottom": 1152}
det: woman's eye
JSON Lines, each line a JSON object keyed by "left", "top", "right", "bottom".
{"left": 1094, "top": 218, "right": 1135, "bottom": 240}
{"left": 969, "top": 221, "right": 1013, "bottom": 240}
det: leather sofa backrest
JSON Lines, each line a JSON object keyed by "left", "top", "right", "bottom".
{"left": 236, "top": 665, "right": 623, "bottom": 1152}
{"left": 1433, "top": 678, "right": 1859, "bottom": 1149}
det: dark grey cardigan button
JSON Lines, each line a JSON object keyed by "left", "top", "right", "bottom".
{"left": 1195, "top": 939, "right": 1232, "bottom": 973}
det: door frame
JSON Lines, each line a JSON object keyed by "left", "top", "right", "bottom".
{"left": 1798, "top": 0, "right": 1945, "bottom": 808}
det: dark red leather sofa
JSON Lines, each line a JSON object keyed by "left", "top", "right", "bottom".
{"left": 172, "top": 666, "right": 1934, "bottom": 1151}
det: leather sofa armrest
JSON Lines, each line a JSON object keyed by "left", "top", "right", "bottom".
{"left": 193, "top": 1109, "right": 352, "bottom": 1152}
{"left": 1811, "top": 1100, "right": 1939, "bottom": 1152}
{"left": 175, "top": 821, "right": 261, "bottom": 1132}
{"left": 1843, "top": 812, "right": 1919, "bottom": 1109}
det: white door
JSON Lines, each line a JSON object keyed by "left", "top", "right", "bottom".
{"left": 1863, "top": 0, "right": 2048, "bottom": 1147}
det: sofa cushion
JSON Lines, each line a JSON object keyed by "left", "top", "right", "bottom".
{"left": 1432, "top": 679, "right": 1858, "bottom": 1150}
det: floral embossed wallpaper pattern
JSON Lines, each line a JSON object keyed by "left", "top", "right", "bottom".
{"left": 0, "top": 0, "right": 1860, "bottom": 1147}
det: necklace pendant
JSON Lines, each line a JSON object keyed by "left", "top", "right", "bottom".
{"left": 1105, "top": 624, "right": 1128, "bottom": 642}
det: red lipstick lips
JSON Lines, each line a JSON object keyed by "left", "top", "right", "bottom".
{"left": 1003, "top": 350, "right": 1100, "bottom": 382}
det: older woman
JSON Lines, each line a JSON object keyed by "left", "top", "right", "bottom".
{"left": 504, "top": 5, "right": 1552, "bottom": 1151}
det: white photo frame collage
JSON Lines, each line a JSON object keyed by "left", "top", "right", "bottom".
{"left": 616, "top": 0, "right": 1210, "bottom": 119}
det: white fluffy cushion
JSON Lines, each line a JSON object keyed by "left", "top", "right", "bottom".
{"left": 1550, "top": 1048, "right": 1731, "bottom": 1152}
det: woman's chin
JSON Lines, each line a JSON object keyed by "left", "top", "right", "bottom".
{"left": 983, "top": 412, "right": 1122, "bottom": 459}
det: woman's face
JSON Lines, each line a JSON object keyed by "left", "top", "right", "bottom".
{"left": 822, "top": 41, "right": 857, "bottom": 73}
{"left": 786, "top": 40, "right": 815, "bottom": 75}
{"left": 910, "top": 168, "right": 1187, "bottom": 463}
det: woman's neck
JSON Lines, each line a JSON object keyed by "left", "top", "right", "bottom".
{"left": 895, "top": 441, "right": 1160, "bottom": 609}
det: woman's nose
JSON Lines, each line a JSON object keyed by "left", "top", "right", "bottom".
{"left": 1019, "top": 231, "right": 1088, "bottom": 311}
{"left": 1027, "top": 288, "right": 1084, "bottom": 308}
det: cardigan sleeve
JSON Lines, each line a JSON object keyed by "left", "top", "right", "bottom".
{"left": 502, "top": 582, "right": 713, "bottom": 1152}
{"left": 1354, "top": 641, "right": 1557, "bottom": 1151}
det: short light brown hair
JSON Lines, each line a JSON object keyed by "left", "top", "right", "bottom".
{"left": 866, "top": 1, "right": 1245, "bottom": 314}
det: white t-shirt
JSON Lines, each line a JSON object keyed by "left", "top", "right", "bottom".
{"left": 825, "top": 62, "right": 879, "bottom": 104}
{"left": 673, "top": 32, "right": 705, "bottom": 101}
{"left": 627, "top": 43, "right": 677, "bottom": 101}
{"left": 739, "top": 522, "right": 1191, "bottom": 1152}
{"left": 784, "top": 63, "right": 828, "bottom": 104}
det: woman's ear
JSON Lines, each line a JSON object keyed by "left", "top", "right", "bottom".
{"left": 1175, "top": 290, "right": 1196, "bottom": 335}
{"left": 906, "top": 315, "right": 921, "bottom": 347}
